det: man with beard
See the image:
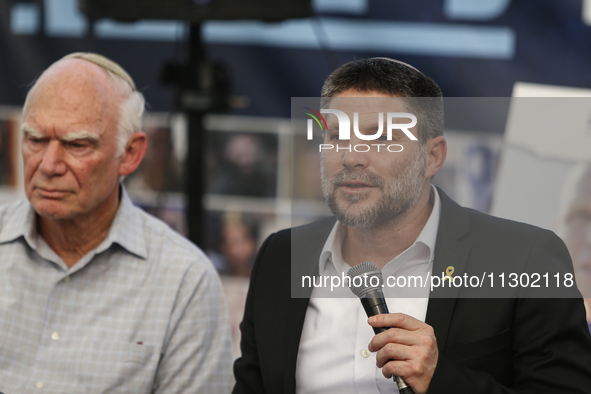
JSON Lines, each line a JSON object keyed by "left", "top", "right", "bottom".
{"left": 233, "top": 58, "right": 591, "bottom": 393}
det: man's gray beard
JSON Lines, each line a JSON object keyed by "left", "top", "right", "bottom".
{"left": 321, "top": 147, "right": 426, "bottom": 229}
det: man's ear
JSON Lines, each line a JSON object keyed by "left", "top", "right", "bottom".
{"left": 118, "top": 131, "right": 147, "bottom": 177}
{"left": 424, "top": 136, "right": 447, "bottom": 179}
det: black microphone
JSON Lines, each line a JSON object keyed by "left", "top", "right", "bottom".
{"left": 347, "top": 262, "right": 415, "bottom": 394}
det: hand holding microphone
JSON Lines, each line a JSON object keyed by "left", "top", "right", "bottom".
{"left": 347, "top": 262, "right": 438, "bottom": 394}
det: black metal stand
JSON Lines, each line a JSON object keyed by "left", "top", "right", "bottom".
{"left": 162, "top": 23, "right": 230, "bottom": 247}
{"left": 185, "top": 25, "right": 206, "bottom": 248}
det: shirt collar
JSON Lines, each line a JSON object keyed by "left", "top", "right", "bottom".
{"left": 99, "top": 186, "right": 148, "bottom": 259}
{"left": 414, "top": 185, "right": 441, "bottom": 265}
{"left": 0, "top": 186, "right": 148, "bottom": 260}
{"left": 319, "top": 185, "right": 441, "bottom": 275}
{"left": 0, "top": 199, "right": 35, "bottom": 245}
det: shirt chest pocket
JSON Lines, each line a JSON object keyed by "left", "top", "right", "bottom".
{"left": 76, "top": 341, "right": 160, "bottom": 394}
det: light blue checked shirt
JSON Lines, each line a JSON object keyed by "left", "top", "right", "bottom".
{"left": 0, "top": 188, "right": 233, "bottom": 393}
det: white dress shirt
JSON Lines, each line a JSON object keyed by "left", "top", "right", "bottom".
{"left": 296, "top": 187, "right": 441, "bottom": 394}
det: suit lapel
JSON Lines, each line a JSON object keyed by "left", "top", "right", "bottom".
{"left": 283, "top": 218, "right": 333, "bottom": 394}
{"left": 426, "top": 188, "right": 471, "bottom": 350}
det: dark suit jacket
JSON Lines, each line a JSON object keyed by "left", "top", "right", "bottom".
{"left": 233, "top": 190, "right": 591, "bottom": 393}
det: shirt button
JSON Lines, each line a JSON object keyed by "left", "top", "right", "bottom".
{"left": 35, "top": 381, "right": 44, "bottom": 389}
{"left": 63, "top": 276, "right": 71, "bottom": 283}
{"left": 362, "top": 349, "right": 370, "bottom": 358}
{"left": 51, "top": 332, "right": 60, "bottom": 341}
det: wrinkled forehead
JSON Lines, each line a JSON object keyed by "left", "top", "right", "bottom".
{"left": 24, "top": 59, "right": 119, "bottom": 119}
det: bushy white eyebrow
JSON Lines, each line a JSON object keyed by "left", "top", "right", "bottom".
{"left": 60, "top": 130, "right": 100, "bottom": 143}
{"left": 21, "top": 124, "right": 44, "bottom": 139}
{"left": 21, "top": 125, "right": 100, "bottom": 143}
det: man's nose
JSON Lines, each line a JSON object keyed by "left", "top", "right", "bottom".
{"left": 341, "top": 137, "right": 370, "bottom": 169}
{"left": 39, "top": 140, "right": 67, "bottom": 176}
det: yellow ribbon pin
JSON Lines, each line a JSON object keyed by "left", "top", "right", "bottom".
{"left": 444, "top": 266, "right": 455, "bottom": 282}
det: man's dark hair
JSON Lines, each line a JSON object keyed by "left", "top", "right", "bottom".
{"left": 321, "top": 58, "right": 443, "bottom": 144}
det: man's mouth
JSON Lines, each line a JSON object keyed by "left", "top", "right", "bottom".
{"left": 36, "top": 188, "right": 70, "bottom": 198}
{"left": 340, "top": 181, "right": 373, "bottom": 188}
{"left": 329, "top": 169, "right": 384, "bottom": 191}
{"left": 337, "top": 180, "right": 379, "bottom": 192}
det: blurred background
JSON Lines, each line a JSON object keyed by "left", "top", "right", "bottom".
{"left": 2, "top": 0, "right": 591, "bottom": 355}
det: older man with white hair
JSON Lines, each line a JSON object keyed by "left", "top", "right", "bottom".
{"left": 0, "top": 53, "right": 233, "bottom": 393}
